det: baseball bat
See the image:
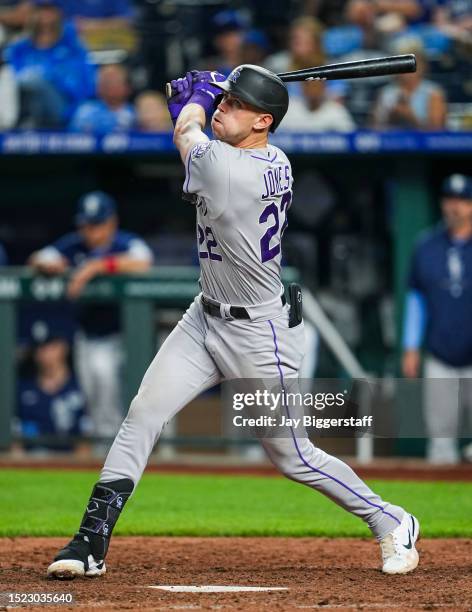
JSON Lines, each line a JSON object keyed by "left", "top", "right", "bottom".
{"left": 165, "top": 54, "right": 416, "bottom": 99}
{"left": 277, "top": 54, "right": 416, "bottom": 82}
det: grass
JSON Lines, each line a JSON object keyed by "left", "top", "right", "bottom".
{"left": 0, "top": 469, "right": 471, "bottom": 538}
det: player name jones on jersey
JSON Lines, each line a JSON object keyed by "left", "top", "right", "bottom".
{"left": 262, "top": 165, "right": 291, "bottom": 199}
{"left": 259, "top": 164, "right": 293, "bottom": 264}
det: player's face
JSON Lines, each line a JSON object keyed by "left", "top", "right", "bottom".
{"left": 442, "top": 197, "right": 472, "bottom": 230}
{"left": 79, "top": 217, "right": 117, "bottom": 249}
{"left": 211, "top": 94, "right": 272, "bottom": 144}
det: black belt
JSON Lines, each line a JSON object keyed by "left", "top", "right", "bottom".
{"left": 201, "top": 294, "right": 286, "bottom": 320}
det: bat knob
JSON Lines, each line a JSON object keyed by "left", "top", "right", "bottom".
{"left": 165, "top": 82, "right": 172, "bottom": 99}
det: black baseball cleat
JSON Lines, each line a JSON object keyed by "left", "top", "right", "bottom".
{"left": 47, "top": 533, "right": 106, "bottom": 580}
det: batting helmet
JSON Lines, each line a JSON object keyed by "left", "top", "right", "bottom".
{"left": 214, "top": 64, "right": 289, "bottom": 132}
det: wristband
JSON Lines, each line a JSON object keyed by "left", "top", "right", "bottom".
{"left": 104, "top": 256, "right": 118, "bottom": 274}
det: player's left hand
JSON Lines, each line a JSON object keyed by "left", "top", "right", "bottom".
{"left": 188, "top": 70, "right": 226, "bottom": 117}
{"left": 67, "top": 259, "right": 104, "bottom": 300}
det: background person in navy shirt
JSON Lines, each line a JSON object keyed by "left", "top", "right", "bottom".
{"left": 402, "top": 174, "right": 472, "bottom": 464}
{"left": 29, "top": 191, "right": 154, "bottom": 451}
{"left": 16, "top": 320, "right": 88, "bottom": 453}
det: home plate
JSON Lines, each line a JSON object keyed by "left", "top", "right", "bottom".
{"left": 148, "top": 585, "right": 289, "bottom": 593}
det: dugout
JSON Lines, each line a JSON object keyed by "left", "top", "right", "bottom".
{"left": 0, "top": 130, "right": 470, "bottom": 457}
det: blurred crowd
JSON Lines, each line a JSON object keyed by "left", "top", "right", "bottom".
{"left": 0, "top": 0, "right": 470, "bottom": 133}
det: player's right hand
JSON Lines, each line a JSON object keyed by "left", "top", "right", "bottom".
{"left": 187, "top": 70, "right": 226, "bottom": 117}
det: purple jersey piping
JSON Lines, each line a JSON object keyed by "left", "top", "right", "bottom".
{"left": 267, "top": 319, "right": 401, "bottom": 527}
{"left": 250, "top": 152, "right": 278, "bottom": 163}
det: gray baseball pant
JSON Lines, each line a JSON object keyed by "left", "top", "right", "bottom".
{"left": 424, "top": 354, "right": 472, "bottom": 463}
{"left": 101, "top": 296, "right": 404, "bottom": 539}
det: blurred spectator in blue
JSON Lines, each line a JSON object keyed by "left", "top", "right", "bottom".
{"left": 5, "top": 0, "right": 95, "bottom": 128}
{"left": 0, "top": 240, "right": 8, "bottom": 264}
{"left": 201, "top": 9, "right": 246, "bottom": 76}
{"left": 402, "top": 174, "right": 472, "bottom": 464}
{"left": 280, "top": 80, "right": 356, "bottom": 131}
{"left": 434, "top": 0, "right": 472, "bottom": 41}
{"left": 135, "top": 90, "right": 172, "bottom": 132}
{"left": 0, "top": 49, "right": 18, "bottom": 128}
{"left": 240, "top": 28, "right": 270, "bottom": 65}
{"left": 28, "top": 191, "right": 154, "bottom": 447}
{"left": 373, "top": 44, "right": 446, "bottom": 129}
{"left": 70, "top": 64, "right": 134, "bottom": 133}
{"left": 17, "top": 320, "right": 89, "bottom": 454}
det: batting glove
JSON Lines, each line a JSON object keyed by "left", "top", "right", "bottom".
{"left": 187, "top": 70, "right": 226, "bottom": 118}
{"left": 167, "top": 72, "right": 193, "bottom": 126}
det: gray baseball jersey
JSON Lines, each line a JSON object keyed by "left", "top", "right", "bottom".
{"left": 184, "top": 140, "right": 292, "bottom": 307}
{"left": 101, "top": 136, "right": 406, "bottom": 542}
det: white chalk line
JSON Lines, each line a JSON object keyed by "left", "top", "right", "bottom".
{"left": 148, "top": 585, "right": 289, "bottom": 593}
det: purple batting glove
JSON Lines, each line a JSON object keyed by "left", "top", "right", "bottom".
{"left": 187, "top": 70, "right": 226, "bottom": 117}
{"left": 167, "top": 72, "right": 193, "bottom": 126}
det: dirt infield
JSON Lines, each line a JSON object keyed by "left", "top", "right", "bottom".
{"left": 0, "top": 537, "right": 470, "bottom": 611}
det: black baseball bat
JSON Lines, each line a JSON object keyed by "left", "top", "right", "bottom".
{"left": 277, "top": 54, "right": 416, "bottom": 82}
{"left": 165, "top": 55, "right": 416, "bottom": 99}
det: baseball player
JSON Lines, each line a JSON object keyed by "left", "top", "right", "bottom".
{"left": 47, "top": 66, "right": 420, "bottom": 580}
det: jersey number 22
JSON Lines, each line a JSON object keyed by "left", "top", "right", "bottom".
{"left": 259, "top": 191, "right": 292, "bottom": 263}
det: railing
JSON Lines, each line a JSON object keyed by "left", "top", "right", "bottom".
{"left": 0, "top": 130, "right": 471, "bottom": 156}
